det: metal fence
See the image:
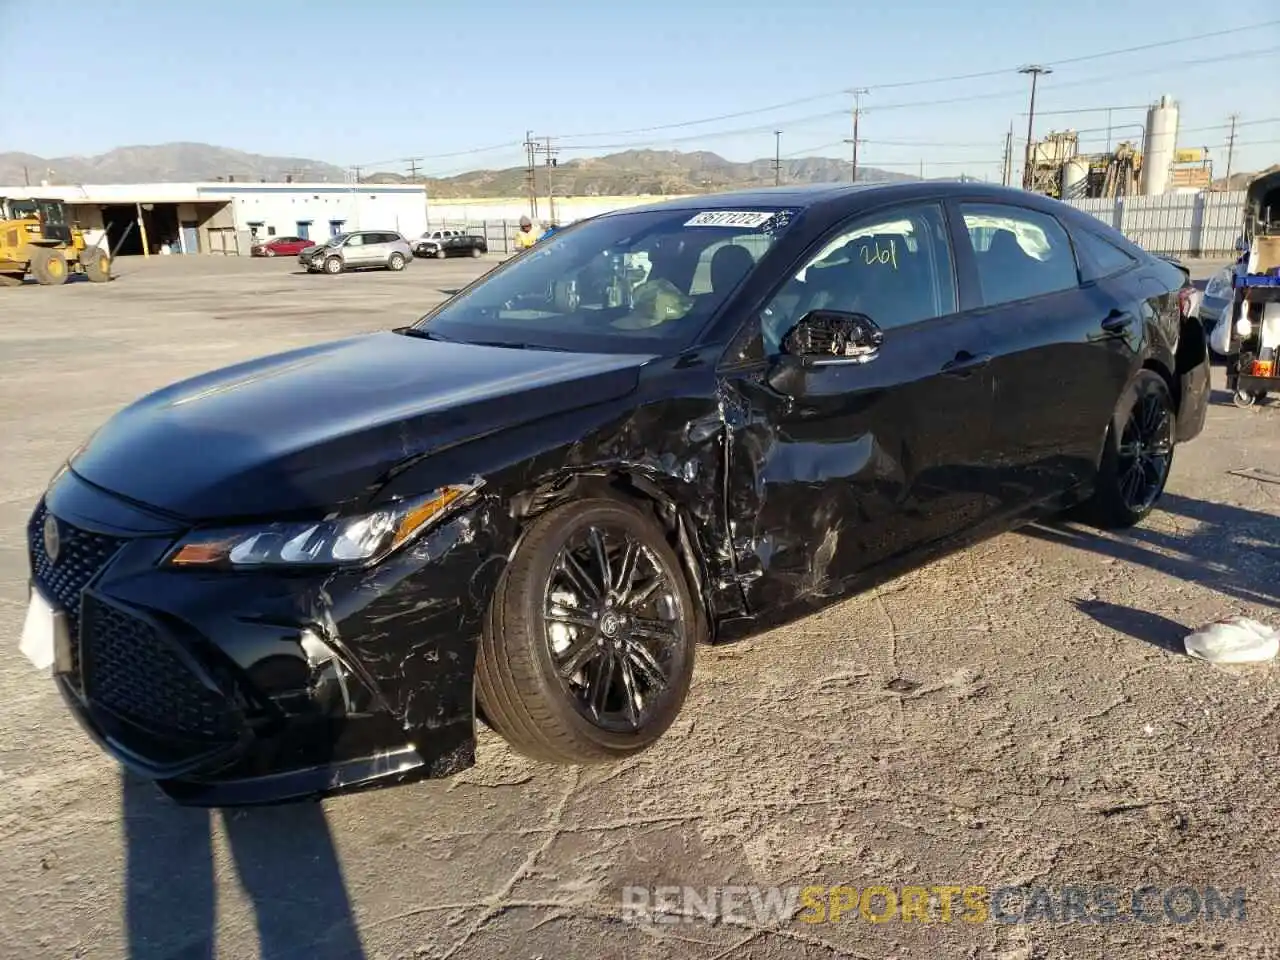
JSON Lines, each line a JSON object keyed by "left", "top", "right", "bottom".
{"left": 431, "top": 221, "right": 531, "bottom": 256}
{"left": 1066, "top": 191, "right": 1246, "bottom": 258}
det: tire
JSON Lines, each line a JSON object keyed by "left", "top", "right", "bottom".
{"left": 1232, "top": 389, "right": 1259, "bottom": 408}
{"left": 388, "top": 252, "right": 406, "bottom": 271}
{"left": 1077, "top": 370, "right": 1176, "bottom": 529}
{"left": 470, "top": 246, "right": 483, "bottom": 259}
{"left": 476, "top": 498, "right": 700, "bottom": 765}
{"left": 81, "top": 249, "right": 110, "bottom": 283}
{"left": 31, "top": 248, "right": 69, "bottom": 286}
{"left": 324, "top": 256, "right": 343, "bottom": 275}
{"left": 265, "top": 248, "right": 276, "bottom": 258}
{"left": 435, "top": 246, "right": 447, "bottom": 260}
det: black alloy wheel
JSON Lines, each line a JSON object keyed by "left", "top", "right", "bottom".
{"left": 1076, "top": 370, "right": 1177, "bottom": 529}
{"left": 543, "top": 524, "right": 685, "bottom": 734}
{"left": 1115, "top": 386, "right": 1174, "bottom": 514}
{"left": 476, "top": 499, "right": 699, "bottom": 764}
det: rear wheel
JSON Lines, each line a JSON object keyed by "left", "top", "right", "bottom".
{"left": 476, "top": 499, "right": 699, "bottom": 764}
{"left": 1078, "top": 370, "right": 1176, "bottom": 529}
{"left": 388, "top": 252, "right": 406, "bottom": 271}
{"left": 324, "top": 256, "right": 343, "bottom": 275}
{"left": 81, "top": 249, "right": 111, "bottom": 283}
{"left": 31, "top": 249, "right": 68, "bottom": 286}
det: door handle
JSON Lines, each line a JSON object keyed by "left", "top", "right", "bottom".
{"left": 941, "top": 350, "right": 992, "bottom": 377}
{"left": 1100, "top": 309, "right": 1135, "bottom": 334}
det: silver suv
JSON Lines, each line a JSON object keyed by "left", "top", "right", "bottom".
{"left": 299, "top": 231, "right": 414, "bottom": 274}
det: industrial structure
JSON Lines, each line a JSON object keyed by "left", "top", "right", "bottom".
{"left": 1024, "top": 94, "right": 1216, "bottom": 201}
{"left": 0, "top": 181, "right": 429, "bottom": 256}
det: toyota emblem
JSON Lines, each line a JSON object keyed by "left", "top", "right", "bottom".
{"left": 43, "top": 513, "right": 61, "bottom": 564}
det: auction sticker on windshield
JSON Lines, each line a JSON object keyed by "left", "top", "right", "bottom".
{"left": 684, "top": 211, "right": 776, "bottom": 228}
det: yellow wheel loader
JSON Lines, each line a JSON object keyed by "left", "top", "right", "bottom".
{"left": 0, "top": 197, "right": 111, "bottom": 287}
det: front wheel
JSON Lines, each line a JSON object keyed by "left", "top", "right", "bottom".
{"left": 476, "top": 499, "right": 700, "bottom": 765}
{"left": 388, "top": 252, "right": 406, "bottom": 271}
{"left": 470, "top": 246, "right": 483, "bottom": 258}
{"left": 1078, "top": 370, "right": 1176, "bottom": 529}
{"left": 324, "top": 256, "right": 343, "bottom": 275}
{"left": 31, "top": 248, "right": 69, "bottom": 286}
{"left": 265, "top": 248, "right": 276, "bottom": 258}
{"left": 1232, "top": 389, "right": 1261, "bottom": 408}
{"left": 435, "top": 246, "right": 447, "bottom": 260}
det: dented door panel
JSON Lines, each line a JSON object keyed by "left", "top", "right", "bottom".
{"left": 720, "top": 312, "right": 1000, "bottom": 614}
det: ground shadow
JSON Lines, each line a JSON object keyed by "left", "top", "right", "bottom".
{"left": 1024, "top": 493, "right": 1280, "bottom": 611}
{"left": 123, "top": 772, "right": 366, "bottom": 959}
{"left": 1069, "top": 597, "right": 1189, "bottom": 653}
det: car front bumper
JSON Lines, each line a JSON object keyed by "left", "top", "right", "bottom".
{"left": 29, "top": 469, "right": 504, "bottom": 806}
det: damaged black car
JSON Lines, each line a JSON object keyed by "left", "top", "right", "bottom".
{"left": 22, "top": 182, "right": 1210, "bottom": 805}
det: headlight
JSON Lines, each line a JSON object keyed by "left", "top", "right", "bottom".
{"left": 163, "top": 482, "right": 482, "bottom": 570}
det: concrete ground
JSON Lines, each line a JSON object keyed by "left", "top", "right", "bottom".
{"left": 1, "top": 255, "right": 1277, "bottom": 960}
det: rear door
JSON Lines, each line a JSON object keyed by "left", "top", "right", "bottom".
{"left": 949, "top": 199, "right": 1137, "bottom": 510}
{"left": 720, "top": 200, "right": 1003, "bottom": 612}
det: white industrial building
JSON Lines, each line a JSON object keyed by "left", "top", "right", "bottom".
{"left": 0, "top": 181, "right": 429, "bottom": 256}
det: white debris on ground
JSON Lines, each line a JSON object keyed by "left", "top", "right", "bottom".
{"left": 1184, "top": 616, "right": 1280, "bottom": 663}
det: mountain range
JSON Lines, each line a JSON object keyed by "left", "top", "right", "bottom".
{"left": 1, "top": 142, "right": 929, "bottom": 198}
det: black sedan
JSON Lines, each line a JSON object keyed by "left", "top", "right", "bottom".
{"left": 21, "top": 183, "right": 1209, "bottom": 806}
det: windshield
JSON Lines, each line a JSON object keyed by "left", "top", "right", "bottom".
{"left": 8, "top": 200, "right": 38, "bottom": 219}
{"left": 324, "top": 234, "right": 347, "bottom": 246}
{"left": 413, "top": 206, "right": 800, "bottom": 353}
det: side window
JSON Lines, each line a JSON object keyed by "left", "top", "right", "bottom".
{"left": 758, "top": 203, "right": 957, "bottom": 355}
{"left": 1072, "top": 227, "right": 1138, "bottom": 282}
{"left": 960, "top": 203, "right": 1079, "bottom": 306}
{"left": 346, "top": 233, "right": 365, "bottom": 247}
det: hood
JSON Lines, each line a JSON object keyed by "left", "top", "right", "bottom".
{"left": 71, "top": 332, "right": 651, "bottom": 520}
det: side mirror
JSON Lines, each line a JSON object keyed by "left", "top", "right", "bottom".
{"left": 780, "top": 310, "right": 884, "bottom": 364}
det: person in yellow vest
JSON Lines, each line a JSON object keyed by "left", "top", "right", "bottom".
{"left": 513, "top": 216, "right": 538, "bottom": 252}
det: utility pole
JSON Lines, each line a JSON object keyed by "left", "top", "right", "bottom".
{"left": 1018, "top": 65, "right": 1051, "bottom": 191}
{"left": 352, "top": 165, "right": 362, "bottom": 184}
{"left": 406, "top": 157, "right": 424, "bottom": 183}
{"left": 846, "top": 88, "right": 868, "bottom": 183}
{"left": 1002, "top": 124, "right": 1014, "bottom": 186}
{"left": 1224, "top": 113, "right": 1239, "bottom": 190}
{"left": 523, "top": 130, "right": 539, "bottom": 221}
{"left": 542, "top": 136, "right": 559, "bottom": 224}
{"left": 919, "top": 159, "right": 925, "bottom": 180}
{"left": 773, "top": 130, "right": 782, "bottom": 186}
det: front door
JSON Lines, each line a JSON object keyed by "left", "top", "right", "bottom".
{"left": 951, "top": 200, "right": 1136, "bottom": 510}
{"left": 180, "top": 221, "right": 199, "bottom": 254}
{"left": 720, "top": 201, "right": 1001, "bottom": 613}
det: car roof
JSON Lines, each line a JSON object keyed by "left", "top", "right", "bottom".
{"left": 599, "top": 180, "right": 1070, "bottom": 218}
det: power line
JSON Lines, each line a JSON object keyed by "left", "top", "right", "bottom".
{"left": 553, "top": 20, "right": 1277, "bottom": 140}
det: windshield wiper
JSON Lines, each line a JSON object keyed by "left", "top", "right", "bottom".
{"left": 468, "top": 340, "right": 570, "bottom": 352}
{"left": 397, "top": 327, "right": 452, "bottom": 341}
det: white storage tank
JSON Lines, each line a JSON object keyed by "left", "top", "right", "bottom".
{"left": 1141, "top": 94, "right": 1179, "bottom": 196}
{"left": 1061, "top": 158, "right": 1089, "bottom": 200}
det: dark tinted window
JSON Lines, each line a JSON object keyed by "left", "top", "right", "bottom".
{"left": 961, "top": 203, "right": 1079, "bottom": 306}
{"left": 1072, "top": 226, "right": 1138, "bottom": 282}
{"left": 759, "top": 203, "right": 957, "bottom": 353}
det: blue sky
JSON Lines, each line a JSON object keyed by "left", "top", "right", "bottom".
{"left": 3, "top": 0, "right": 1277, "bottom": 181}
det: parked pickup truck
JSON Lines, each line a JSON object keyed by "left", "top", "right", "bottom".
{"left": 412, "top": 229, "right": 488, "bottom": 259}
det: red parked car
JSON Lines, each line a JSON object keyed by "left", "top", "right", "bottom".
{"left": 252, "top": 236, "right": 311, "bottom": 257}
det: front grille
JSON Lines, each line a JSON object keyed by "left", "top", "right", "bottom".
{"left": 81, "top": 595, "right": 239, "bottom": 743}
{"left": 27, "top": 503, "right": 126, "bottom": 686}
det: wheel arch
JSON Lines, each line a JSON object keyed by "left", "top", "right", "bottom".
{"left": 507, "top": 468, "right": 715, "bottom": 643}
